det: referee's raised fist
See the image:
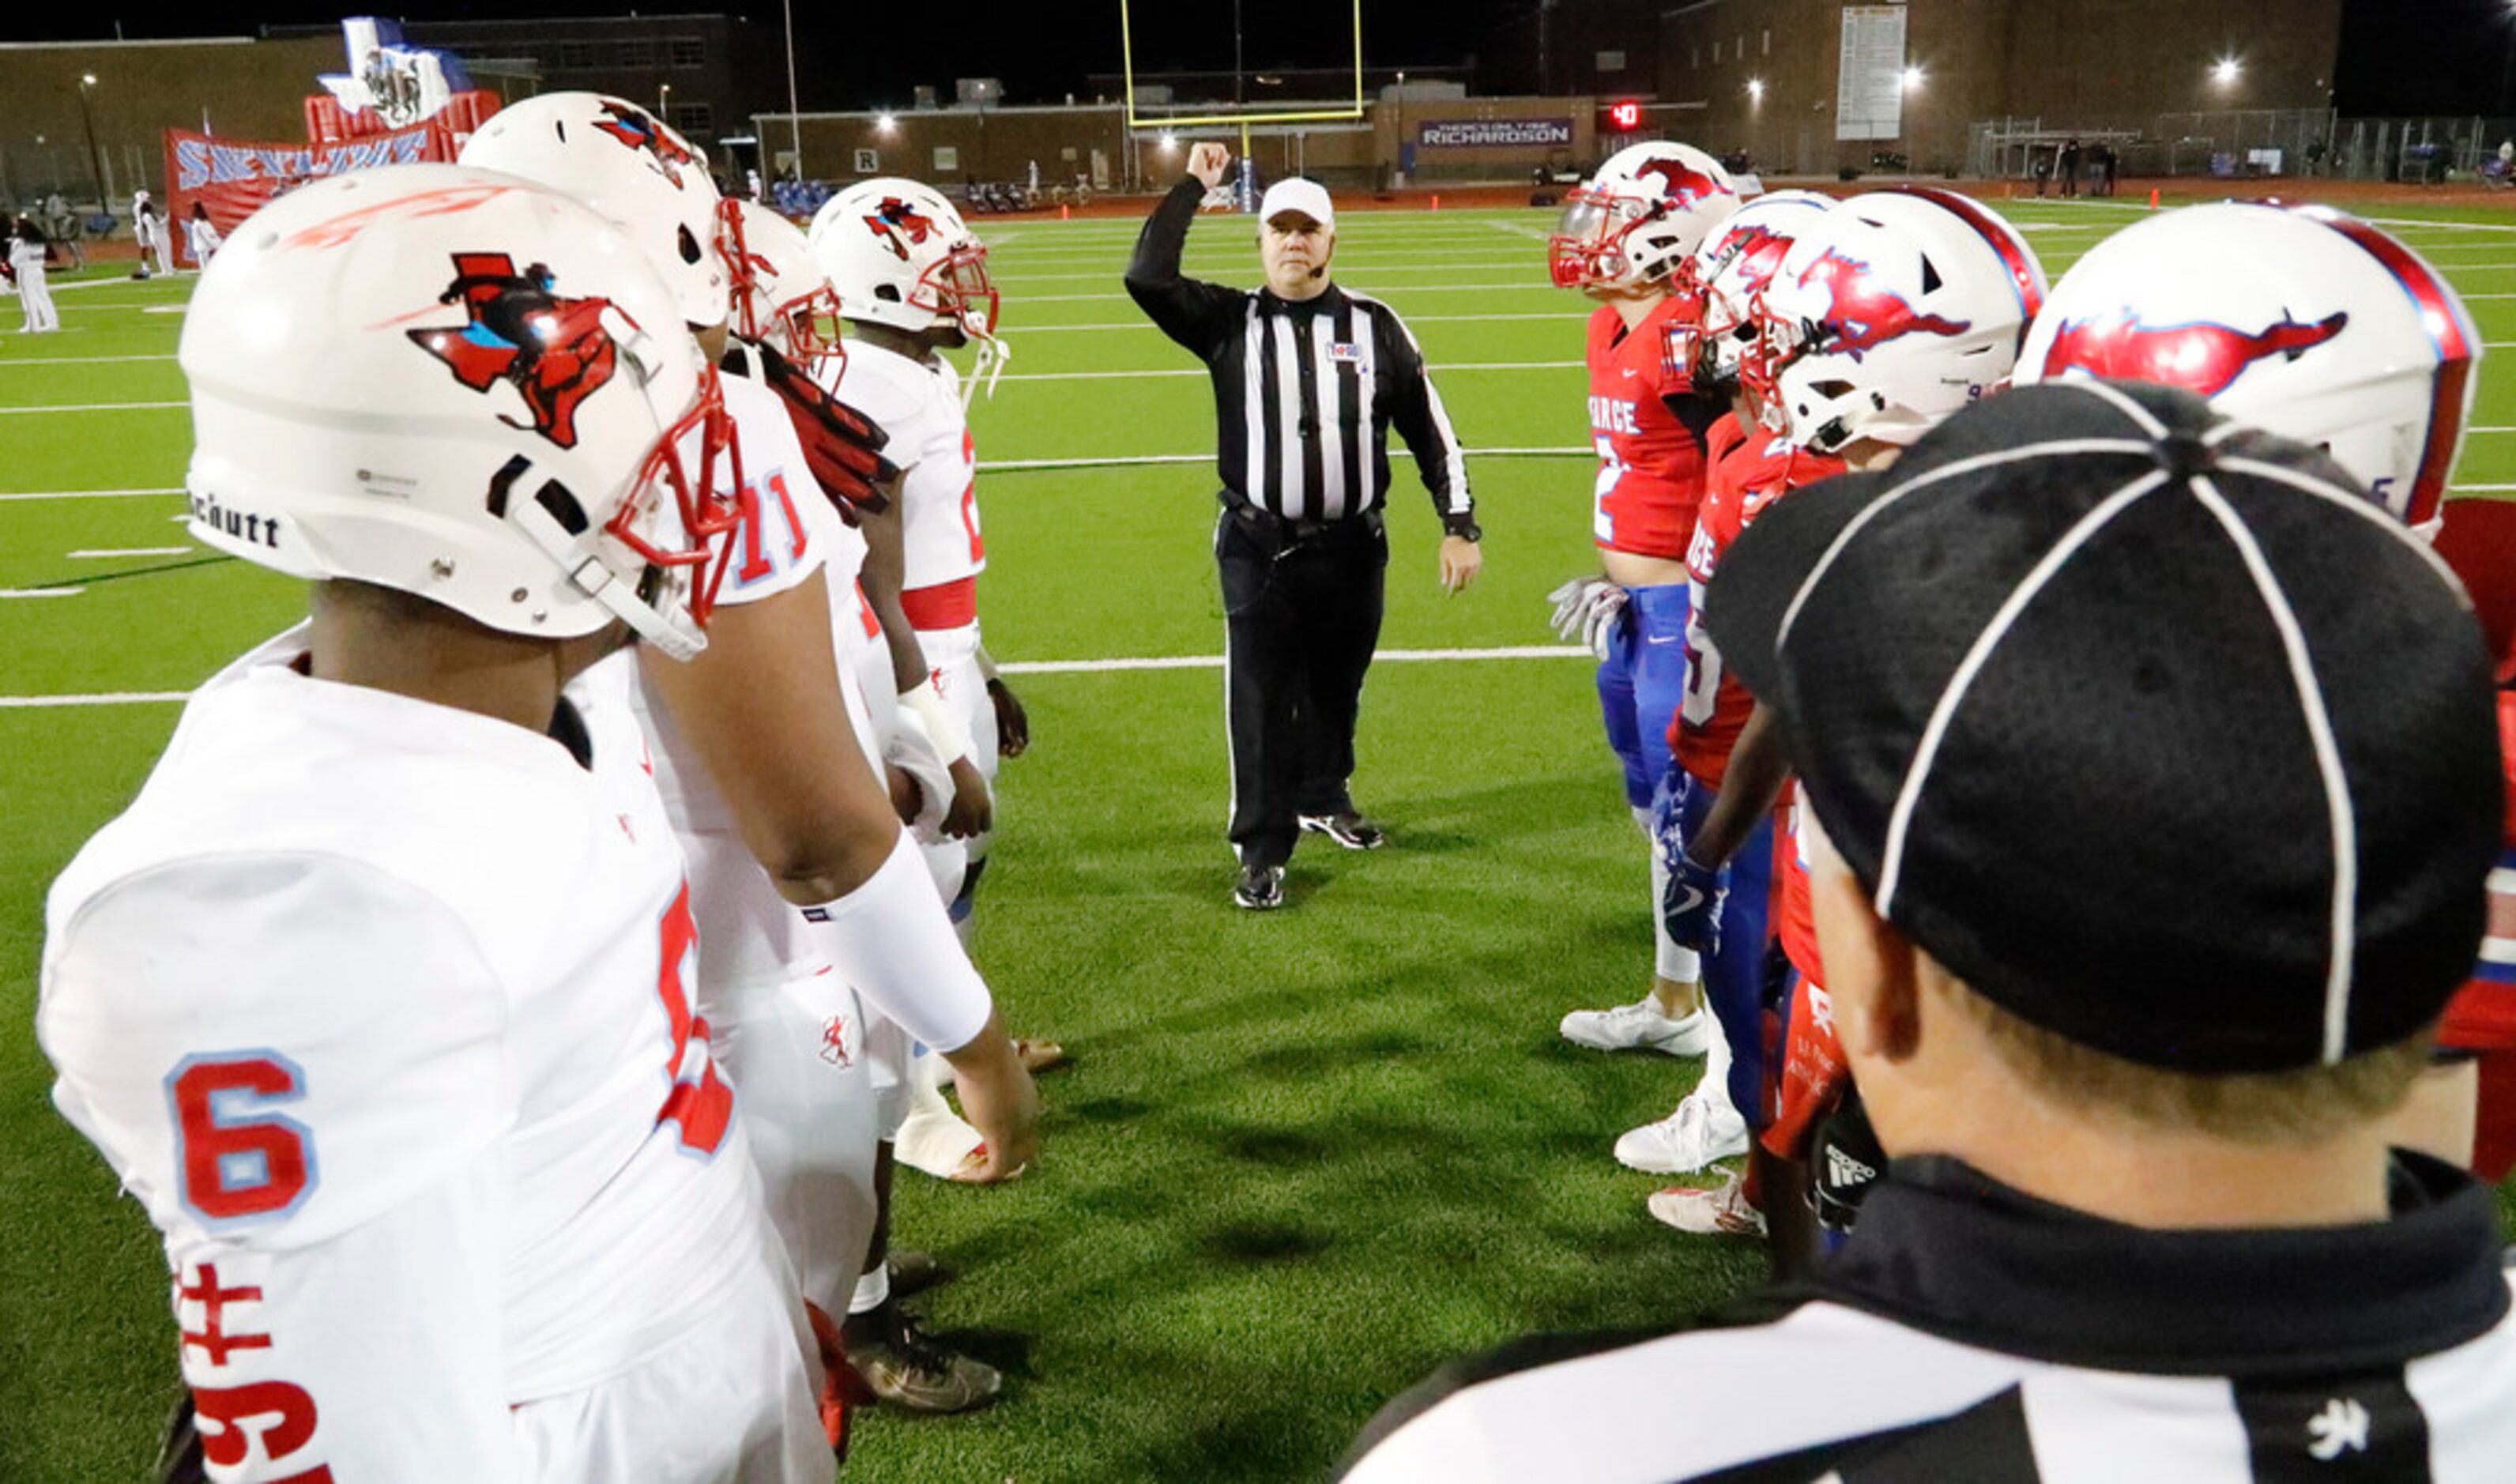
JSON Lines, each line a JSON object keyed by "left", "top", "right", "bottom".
{"left": 1188, "top": 142, "right": 1233, "bottom": 190}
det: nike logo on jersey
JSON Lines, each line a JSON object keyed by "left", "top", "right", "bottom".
{"left": 1669, "top": 885, "right": 1707, "bottom": 915}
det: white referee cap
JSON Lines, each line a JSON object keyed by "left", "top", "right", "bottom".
{"left": 1259, "top": 178, "right": 1334, "bottom": 228}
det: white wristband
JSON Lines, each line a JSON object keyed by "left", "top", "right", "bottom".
{"left": 899, "top": 677, "right": 975, "bottom": 764}
{"left": 796, "top": 831, "right": 993, "bottom": 1053}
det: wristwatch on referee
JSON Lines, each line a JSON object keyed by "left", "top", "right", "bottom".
{"left": 1443, "top": 513, "right": 1482, "bottom": 542}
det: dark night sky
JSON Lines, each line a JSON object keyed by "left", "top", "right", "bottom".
{"left": 4, "top": 2, "right": 2513, "bottom": 115}
{"left": 0, "top": 1, "right": 1534, "bottom": 109}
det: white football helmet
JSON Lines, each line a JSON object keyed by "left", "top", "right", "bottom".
{"left": 181, "top": 164, "right": 741, "bottom": 660}
{"left": 459, "top": 92, "right": 727, "bottom": 330}
{"left": 809, "top": 178, "right": 999, "bottom": 341}
{"left": 1689, "top": 188, "right": 1833, "bottom": 391}
{"left": 1548, "top": 141, "right": 1740, "bottom": 292}
{"left": 2015, "top": 202, "right": 2480, "bottom": 526}
{"left": 1746, "top": 187, "right": 2048, "bottom": 454}
{"left": 719, "top": 198, "right": 843, "bottom": 374}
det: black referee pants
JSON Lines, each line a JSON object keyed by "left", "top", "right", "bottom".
{"left": 1217, "top": 503, "right": 1388, "bottom": 868}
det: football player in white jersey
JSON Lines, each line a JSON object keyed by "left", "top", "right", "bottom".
{"left": 808, "top": 178, "right": 1030, "bottom": 936}
{"left": 462, "top": 96, "right": 1040, "bottom": 1433}
{"left": 809, "top": 177, "right": 1064, "bottom": 1173}
{"left": 716, "top": 192, "right": 1011, "bottom": 1414}
{"left": 41, "top": 164, "right": 830, "bottom": 1482}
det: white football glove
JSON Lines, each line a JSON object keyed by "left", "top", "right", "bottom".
{"left": 1546, "top": 576, "right": 1626, "bottom": 661}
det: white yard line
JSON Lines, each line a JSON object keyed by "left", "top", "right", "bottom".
{"left": 981, "top": 445, "right": 1585, "bottom": 471}
{"left": 1013, "top": 311, "right": 1588, "bottom": 334}
{"left": 0, "top": 401, "right": 183, "bottom": 415}
{"left": 1, "top": 644, "right": 1590, "bottom": 706}
{"left": 1019, "top": 282, "right": 1559, "bottom": 304}
{"left": 996, "top": 359, "right": 1580, "bottom": 382}
{"left": 0, "top": 353, "right": 177, "bottom": 367}
{"left": 996, "top": 262, "right": 1540, "bottom": 284}
{"left": 69, "top": 546, "right": 192, "bottom": 558}
{"left": 0, "top": 487, "right": 183, "bottom": 503}
{"left": 0, "top": 588, "right": 85, "bottom": 600}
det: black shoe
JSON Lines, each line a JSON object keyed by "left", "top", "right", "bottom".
{"left": 887, "top": 1249, "right": 947, "bottom": 1298}
{"left": 1298, "top": 812, "right": 1386, "bottom": 850}
{"left": 1234, "top": 864, "right": 1285, "bottom": 910}
{"left": 841, "top": 1301, "right": 1003, "bottom": 1414}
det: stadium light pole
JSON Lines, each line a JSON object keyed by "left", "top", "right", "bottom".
{"left": 76, "top": 73, "right": 106, "bottom": 213}
{"left": 781, "top": 0, "right": 804, "bottom": 183}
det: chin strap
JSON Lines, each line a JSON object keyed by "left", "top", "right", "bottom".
{"left": 508, "top": 495, "right": 708, "bottom": 661}
{"left": 964, "top": 330, "right": 1010, "bottom": 408}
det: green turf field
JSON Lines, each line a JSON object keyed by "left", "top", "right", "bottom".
{"left": 4, "top": 195, "right": 2514, "bottom": 1482}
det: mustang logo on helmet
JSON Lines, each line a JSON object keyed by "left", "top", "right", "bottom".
{"left": 1637, "top": 157, "right": 1729, "bottom": 209}
{"left": 591, "top": 100, "right": 699, "bottom": 187}
{"left": 1799, "top": 249, "right": 1972, "bottom": 360}
{"left": 2035, "top": 309, "right": 2349, "bottom": 398}
{"left": 863, "top": 196, "right": 939, "bottom": 262}
{"left": 409, "top": 253, "right": 621, "bottom": 450}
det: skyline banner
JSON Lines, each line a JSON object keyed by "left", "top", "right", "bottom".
{"left": 1836, "top": 4, "right": 1908, "bottom": 142}
{"left": 160, "top": 122, "right": 450, "bottom": 264}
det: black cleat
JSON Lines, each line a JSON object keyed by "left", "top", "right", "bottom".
{"left": 1234, "top": 864, "right": 1286, "bottom": 910}
{"left": 841, "top": 1302, "right": 1003, "bottom": 1414}
{"left": 1298, "top": 812, "right": 1387, "bottom": 850}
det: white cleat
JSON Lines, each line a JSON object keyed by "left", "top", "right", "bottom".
{"left": 1648, "top": 1169, "right": 1768, "bottom": 1238}
{"left": 1613, "top": 1091, "right": 1750, "bottom": 1174}
{"left": 1558, "top": 998, "right": 1713, "bottom": 1057}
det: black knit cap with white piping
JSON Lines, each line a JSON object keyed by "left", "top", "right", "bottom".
{"left": 1704, "top": 379, "right": 2501, "bottom": 1073}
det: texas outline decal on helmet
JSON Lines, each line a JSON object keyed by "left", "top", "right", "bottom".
{"left": 1798, "top": 249, "right": 1973, "bottom": 359}
{"left": 590, "top": 100, "right": 699, "bottom": 186}
{"left": 862, "top": 196, "right": 940, "bottom": 262}
{"left": 408, "top": 252, "right": 622, "bottom": 450}
{"left": 2034, "top": 310, "right": 2350, "bottom": 398}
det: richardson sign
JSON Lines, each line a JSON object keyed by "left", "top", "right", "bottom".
{"left": 1416, "top": 118, "right": 1574, "bottom": 149}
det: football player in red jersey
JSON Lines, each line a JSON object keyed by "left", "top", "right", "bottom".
{"left": 1603, "top": 190, "right": 1833, "bottom": 1182}
{"left": 2018, "top": 202, "right": 2507, "bottom": 1180}
{"left": 1546, "top": 141, "right": 1742, "bottom": 1066}
{"left": 1648, "top": 189, "right": 2047, "bottom": 1264}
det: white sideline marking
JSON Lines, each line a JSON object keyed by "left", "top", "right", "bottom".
{"left": 1, "top": 645, "right": 1592, "bottom": 705}
{"left": 70, "top": 546, "right": 192, "bottom": 558}
{"left": 0, "top": 588, "right": 84, "bottom": 600}
{"left": 0, "top": 401, "right": 183, "bottom": 415}
{"left": 0, "top": 487, "right": 183, "bottom": 503}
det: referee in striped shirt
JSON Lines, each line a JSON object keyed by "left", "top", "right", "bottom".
{"left": 1127, "top": 142, "right": 1482, "bottom": 910}
{"left": 1342, "top": 389, "right": 2516, "bottom": 1478}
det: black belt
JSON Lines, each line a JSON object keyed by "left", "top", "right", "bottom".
{"left": 1223, "top": 495, "right": 1380, "bottom": 544}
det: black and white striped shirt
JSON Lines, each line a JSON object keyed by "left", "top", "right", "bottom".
{"left": 1125, "top": 179, "right": 1475, "bottom": 533}
{"left": 1339, "top": 1155, "right": 2516, "bottom": 1482}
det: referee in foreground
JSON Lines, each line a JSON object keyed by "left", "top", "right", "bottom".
{"left": 1342, "top": 385, "right": 2516, "bottom": 1478}
{"left": 1127, "top": 143, "right": 1482, "bottom": 910}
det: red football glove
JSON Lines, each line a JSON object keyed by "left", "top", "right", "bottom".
{"left": 755, "top": 341, "right": 896, "bottom": 522}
